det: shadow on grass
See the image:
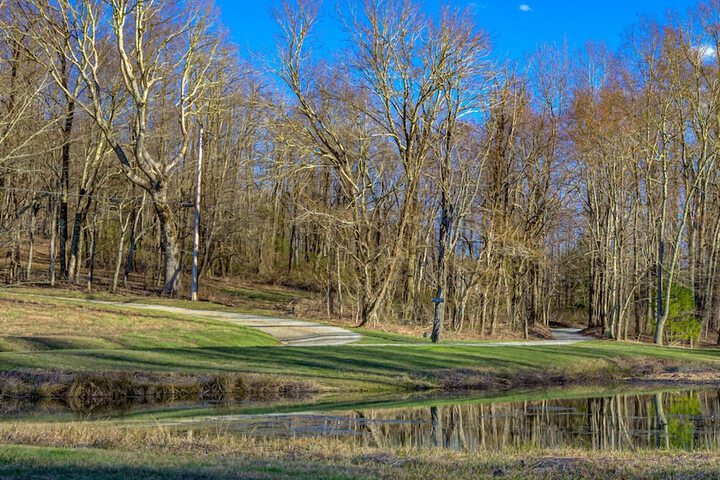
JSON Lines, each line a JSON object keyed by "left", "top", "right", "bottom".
{"left": 0, "top": 464, "right": 234, "bottom": 480}
{"left": 0, "top": 445, "right": 360, "bottom": 480}
{"left": 1, "top": 342, "right": 718, "bottom": 391}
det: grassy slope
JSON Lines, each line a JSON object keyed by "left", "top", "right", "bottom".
{"left": 6, "top": 286, "right": 436, "bottom": 344}
{"left": 3, "top": 285, "right": 288, "bottom": 316}
{"left": 0, "top": 334, "right": 718, "bottom": 392}
{"left": 0, "top": 291, "right": 277, "bottom": 351}
{"left": 0, "top": 288, "right": 719, "bottom": 392}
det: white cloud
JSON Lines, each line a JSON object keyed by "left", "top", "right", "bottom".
{"left": 694, "top": 44, "right": 717, "bottom": 62}
{"left": 519, "top": 4, "right": 532, "bottom": 12}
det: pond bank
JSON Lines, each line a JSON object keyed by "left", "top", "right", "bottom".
{"left": 1, "top": 357, "right": 718, "bottom": 414}
{"left": 0, "top": 371, "right": 315, "bottom": 410}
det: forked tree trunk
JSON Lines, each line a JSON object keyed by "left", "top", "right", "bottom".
{"left": 153, "top": 191, "right": 181, "bottom": 296}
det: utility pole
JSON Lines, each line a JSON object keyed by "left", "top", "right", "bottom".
{"left": 191, "top": 125, "right": 203, "bottom": 301}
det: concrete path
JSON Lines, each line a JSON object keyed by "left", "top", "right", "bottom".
{"left": 344, "top": 327, "right": 590, "bottom": 347}
{"left": 550, "top": 327, "right": 588, "bottom": 342}
{"left": 63, "top": 299, "right": 362, "bottom": 347}
{"left": 45, "top": 294, "right": 590, "bottom": 347}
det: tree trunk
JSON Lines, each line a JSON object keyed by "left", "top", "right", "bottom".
{"left": 67, "top": 185, "right": 96, "bottom": 283}
{"left": 67, "top": 209, "right": 86, "bottom": 283}
{"left": 48, "top": 198, "right": 58, "bottom": 287}
{"left": 25, "top": 200, "right": 39, "bottom": 280}
{"left": 123, "top": 194, "right": 145, "bottom": 288}
{"left": 654, "top": 239, "right": 665, "bottom": 344}
{"left": 431, "top": 202, "right": 450, "bottom": 343}
{"left": 153, "top": 190, "right": 181, "bottom": 296}
{"left": 86, "top": 218, "right": 97, "bottom": 292}
{"left": 58, "top": 96, "right": 74, "bottom": 279}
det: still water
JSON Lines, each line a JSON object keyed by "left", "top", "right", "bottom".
{"left": 162, "top": 388, "right": 720, "bottom": 451}
{"left": 3, "top": 387, "right": 719, "bottom": 451}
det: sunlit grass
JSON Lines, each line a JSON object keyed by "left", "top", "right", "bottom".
{"left": 0, "top": 292, "right": 277, "bottom": 351}
{"left": 0, "top": 424, "right": 718, "bottom": 479}
{"left": 0, "top": 288, "right": 718, "bottom": 393}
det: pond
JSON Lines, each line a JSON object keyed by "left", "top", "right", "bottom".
{"left": 165, "top": 388, "right": 720, "bottom": 451}
{"left": 4, "top": 387, "right": 719, "bottom": 452}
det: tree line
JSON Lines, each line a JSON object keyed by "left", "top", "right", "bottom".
{"left": 1, "top": 0, "right": 719, "bottom": 345}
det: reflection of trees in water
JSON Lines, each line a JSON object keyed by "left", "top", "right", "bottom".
{"left": 347, "top": 391, "right": 720, "bottom": 451}
{"left": 654, "top": 393, "right": 669, "bottom": 449}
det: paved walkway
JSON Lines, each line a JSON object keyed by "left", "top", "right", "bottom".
{"left": 59, "top": 299, "right": 362, "bottom": 346}
{"left": 550, "top": 327, "right": 588, "bottom": 342}
{"left": 350, "top": 328, "right": 590, "bottom": 347}
{"left": 48, "top": 295, "right": 590, "bottom": 347}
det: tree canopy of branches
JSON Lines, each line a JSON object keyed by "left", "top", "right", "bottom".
{"left": 2, "top": 0, "right": 720, "bottom": 346}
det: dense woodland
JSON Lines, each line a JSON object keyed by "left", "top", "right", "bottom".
{"left": 1, "top": 0, "right": 720, "bottom": 345}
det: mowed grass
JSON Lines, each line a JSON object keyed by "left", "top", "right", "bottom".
{"left": 0, "top": 292, "right": 277, "bottom": 351}
{"left": 3, "top": 283, "right": 313, "bottom": 317}
{"left": 0, "top": 330, "right": 718, "bottom": 392}
{"left": 3, "top": 341, "right": 717, "bottom": 390}
{"left": 0, "top": 288, "right": 719, "bottom": 392}
{"left": 6, "top": 285, "right": 440, "bottom": 345}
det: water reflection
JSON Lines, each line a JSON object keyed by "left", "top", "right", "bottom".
{"left": 216, "top": 389, "right": 720, "bottom": 451}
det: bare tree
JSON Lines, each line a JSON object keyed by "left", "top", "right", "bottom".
{"left": 28, "top": 0, "right": 220, "bottom": 295}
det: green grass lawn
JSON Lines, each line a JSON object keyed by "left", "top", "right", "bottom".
{"left": 0, "top": 288, "right": 719, "bottom": 392}
{"left": 0, "top": 444, "right": 348, "bottom": 480}
{"left": 355, "top": 328, "right": 431, "bottom": 344}
{"left": 0, "top": 335, "right": 717, "bottom": 392}
{"left": 3, "top": 285, "right": 284, "bottom": 316}
{"left": 0, "top": 288, "right": 720, "bottom": 479}
{"left": 0, "top": 291, "right": 277, "bottom": 351}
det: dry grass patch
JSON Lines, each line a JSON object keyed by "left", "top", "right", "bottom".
{"left": 0, "top": 295, "right": 277, "bottom": 351}
{"left": 0, "top": 422, "right": 718, "bottom": 479}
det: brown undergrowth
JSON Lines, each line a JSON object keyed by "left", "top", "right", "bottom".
{"left": 433, "top": 357, "right": 720, "bottom": 391}
{"left": 0, "top": 371, "right": 316, "bottom": 410}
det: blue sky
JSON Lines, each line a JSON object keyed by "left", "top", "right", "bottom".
{"left": 216, "top": 0, "right": 699, "bottom": 60}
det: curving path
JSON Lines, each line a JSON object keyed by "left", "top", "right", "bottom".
{"left": 550, "top": 327, "right": 588, "bottom": 342}
{"left": 47, "top": 295, "right": 590, "bottom": 347}
{"left": 56, "top": 298, "right": 362, "bottom": 346}
{"left": 347, "top": 327, "right": 590, "bottom": 347}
